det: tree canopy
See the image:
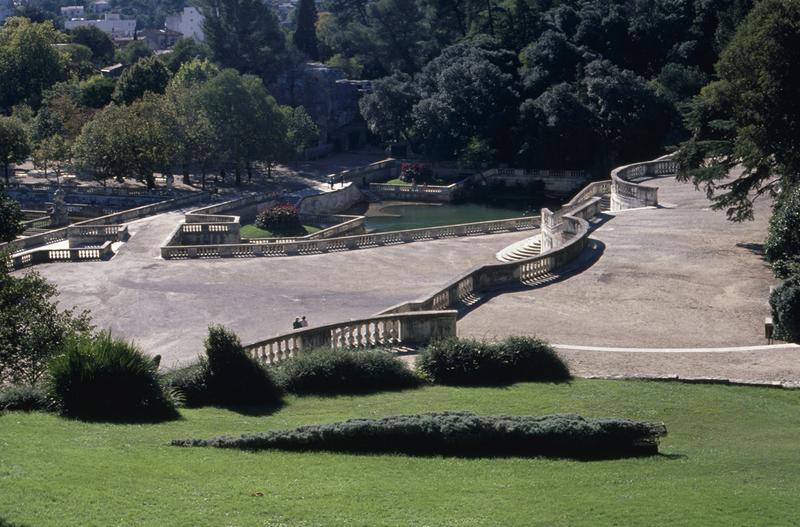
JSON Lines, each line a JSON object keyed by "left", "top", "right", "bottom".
{"left": 676, "top": 0, "right": 800, "bottom": 221}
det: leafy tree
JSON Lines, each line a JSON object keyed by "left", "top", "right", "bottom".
{"left": 769, "top": 275, "right": 800, "bottom": 343}
{"left": 164, "top": 38, "right": 211, "bottom": 73}
{"left": 412, "top": 39, "right": 518, "bottom": 160}
{"left": 294, "top": 0, "right": 319, "bottom": 60}
{"left": 519, "top": 30, "right": 585, "bottom": 97}
{"left": 115, "top": 40, "right": 153, "bottom": 65}
{"left": 32, "top": 134, "right": 70, "bottom": 185}
{"left": 198, "top": 69, "right": 286, "bottom": 184}
{"left": 0, "top": 266, "right": 92, "bottom": 385}
{"left": 676, "top": 0, "right": 800, "bottom": 221}
{"left": 113, "top": 56, "right": 171, "bottom": 104}
{"left": 78, "top": 75, "right": 117, "bottom": 108}
{"left": 517, "top": 83, "right": 601, "bottom": 169}
{"left": 73, "top": 104, "right": 131, "bottom": 185}
{"left": 282, "top": 105, "right": 319, "bottom": 163}
{"left": 765, "top": 185, "right": 800, "bottom": 278}
{"left": 0, "top": 116, "right": 30, "bottom": 185}
{"left": 359, "top": 72, "right": 418, "bottom": 144}
{"left": 170, "top": 57, "right": 221, "bottom": 87}
{"left": 165, "top": 70, "right": 221, "bottom": 188}
{"left": 199, "top": 0, "right": 287, "bottom": 79}
{"left": 0, "top": 17, "right": 69, "bottom": 110}
{"left": 0, "top": 185, "right": 24, "bottom": 242}
{"left": 69, "top": 25, "right": 115, "bottom": 65}
{"left": 654, "top": 62, "right": 709, "bottom": 103}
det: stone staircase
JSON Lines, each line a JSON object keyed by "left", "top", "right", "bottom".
{"left": 599, "top": 195, "right": 611, "bottom": 211}
{"left": 495, "top": 234, "right": 542, "bottom": 262}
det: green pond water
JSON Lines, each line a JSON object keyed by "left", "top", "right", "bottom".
{"left": 364, "top": 202, "right": 532, "bottom": 233}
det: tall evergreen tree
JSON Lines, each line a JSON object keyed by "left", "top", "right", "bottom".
{"left": 293, "top": 0, "right": 319, "bottom": 60}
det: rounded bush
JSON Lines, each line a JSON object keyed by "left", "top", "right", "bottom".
{"left": 765, "top": 186, "right": 800, "bottom": 278}
{"left": 48, "top": 331, "right": 178, "bottom": 421}
{"left": 161, "top": 361, "right": 209, "bottom": 407}
{"left": 0, "top": 384, "right": 51, "bottom": 412}
{"left": 770, "top": 275, "right": 800, "bottom": 343}
{"left": 276, "top": 348, "right": 422, "bottom": 395}
{"left": 417, "top": 336, "right": 570, "bottom": 386}
{"left": 254, "top": 204, "right": 304, "bottom": 236}
{"left": 204, "top": 325, "right": 281, "bottom": 406}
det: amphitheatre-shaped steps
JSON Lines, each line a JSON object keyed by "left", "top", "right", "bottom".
{"left": 495, "top": 234, "right": 542, "bottom": 262}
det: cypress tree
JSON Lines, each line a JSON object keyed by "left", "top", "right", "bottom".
{"left": 293, "top": 0, "right": 319, "bottom": 60}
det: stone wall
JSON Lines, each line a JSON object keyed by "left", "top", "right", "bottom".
{"left": 298, "top": 184, "right": 364, "bottom": 215}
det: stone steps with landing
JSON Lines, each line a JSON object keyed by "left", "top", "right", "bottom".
{"left": 495, "top": 234, "right": 541, "bottom": 262}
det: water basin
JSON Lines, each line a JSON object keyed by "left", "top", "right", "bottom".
{"left": 363, "top": 202, "right": 533, "bottom": 233}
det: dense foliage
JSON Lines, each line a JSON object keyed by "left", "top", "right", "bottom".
{"left": 162, "top": 362, "right": 210, "bottom": 407}
{"left": 0, "top": 184, "right": 24, "bottom": 242}
{"left": 203, "top": 325, "right": 281, "bottom": 406}
{"left": 276, "top": 348, "right": 422, "bottom": 395}
{"left": 770, "top": 275, "right": 800, "bottom": 343}
{"left": 765, "top": 186, "right": 800, "bottom": 279}
{"left": 0, "top": 267, "right": 92, "bottom": 385}
{"left": 172, "top": 411, "right": 667, "bottom": 458}
{"left": 48, "top": 331, "right": 178, "bottom": 421}
{"left": 417, "top": 336, "right": 570, "bottom": 385}
{"left": 676, "top": 0, "right": 800, "bottom": 221}
{"left": 254, "top": 204, "right": 304, "bottom": 236}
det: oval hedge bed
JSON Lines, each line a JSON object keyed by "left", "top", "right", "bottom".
{"left": 172, "top": 411, "right": 667, "bottom": 459}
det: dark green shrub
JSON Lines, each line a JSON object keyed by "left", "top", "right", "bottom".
{"left": 204, "top": 325, "right": 281, "bottom": 406}
{"left": 254, "top": 204, "right": 304, "bottom": 236}
{"left": 770, "top": 275, "right": 800, "bottom": 343}
{"left": 0, "top": 384, "right": 51, "bottom": 412}
{"left": 48, "top": 331, "right": 178, "bottom": 422}
{"left": 276, "top": 348, "right": 422, "bottom": 395}
{"left": 172, "top": 411, "right": 667, "bottom": 459}
{"left": 765, "top": 186, "right": 800, "bottom": 278}
{"left": 161, "top": 361, "right": 210, "bottom": 407}
{"left": 417, "top": 336, "right": 570, "bottom": 386}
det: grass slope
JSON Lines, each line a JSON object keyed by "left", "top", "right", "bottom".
{"left": 1, "top": 380, "right": 798, "bottom": 526}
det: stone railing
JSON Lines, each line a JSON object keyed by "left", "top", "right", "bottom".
{"left": 369, "top": 182, "right": 457, "bottom": 202}
{"left": 20, "top": 215, "right": 52, "bottom": 230}
{"left": 6, "top": 241, "right": 114, "bottom": 271}
{"left": 67, "top": 224, "right": 129, "bottom": 244}
{"left": 161, "top": 216, "right": 539, "bottom": 259}
{"left": 2, "top": 192, "right": 205, "bottom": 269}
{"left": 328, "top": 158, "right": 400, "bottom": 186}
{"left": 6, "top": 181, "right": 189, "bottom": 198}
{"left": 610, "top": 154, "right": 677, "bottom": 211}
{"left": 244, "top": 310, "right": 457, "bottom": 365}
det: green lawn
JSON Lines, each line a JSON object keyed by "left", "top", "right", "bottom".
{"left": 240, "top": 224, "right": 321, "bottom": 238}
{"left": 1, "top": 380, "right": 799, "bottom": 526}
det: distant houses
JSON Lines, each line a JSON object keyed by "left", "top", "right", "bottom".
{"left": 64, "top": 13, "right": 136, "bottom": 39}
{"left": 164, "top": 7, "right": 204, "bottom": 42}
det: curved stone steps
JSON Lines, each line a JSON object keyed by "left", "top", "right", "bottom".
{"left": 495, "top": 234, "right": 542, "bottom": 262}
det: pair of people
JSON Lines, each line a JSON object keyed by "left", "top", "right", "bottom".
{"left": 292, "top": 316, "right": 309, "bottom": 329}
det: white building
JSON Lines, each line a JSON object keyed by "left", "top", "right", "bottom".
{"left": 92, "top": 1, "right": 110, "bottom": 13}
{"left": 165, "top": 7, "right": 205, "bottom": 42}
{"left": 64, "top": 13, "right": 136, "bottom": 38}
{"left": 60, "top": 5, "right": 85, "bottom": 17}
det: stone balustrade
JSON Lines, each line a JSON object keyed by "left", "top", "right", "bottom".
{"left": 161, "top": 216, "right": 539, "bottom": 259}
{"left": 20, "top": 215, "right": 52, "bottom": 230}
{"left": 243, "top": 310, "right": 457, "bottom": 365}
{"left": 6, "top": 241, "right": 114, "bottom": 271}
{"left": 610, "top": 155, "right": 678, "bottom": 211}
{"left": 369, "top": 182, "right": 457, "bottom": 202}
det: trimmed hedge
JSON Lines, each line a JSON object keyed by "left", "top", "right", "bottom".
{"left": 276, "top": 348, "right": 422, "bottom": 395}
{"left": 172, "top": 411, "right": 667, "bottom": 458}
{"left": 203, "top": 325, "right": 281, "bottom": 406}
{"left": 417, "top": 336, "right": 570, "bottom": 386}
{"left": 48, "top": 331, "right": 178, "bottom": 422}
{"left": 770, "top": 275, "right": 800, "bottom": 343}
{"left": 0, "top": 384, "right": 51, "bottom": 412}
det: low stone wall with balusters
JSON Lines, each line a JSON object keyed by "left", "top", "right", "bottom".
{"left": 243, "top": 310, "right": 457, "bottom": 366}
{"left": 160, "top": 216, "right": 539, "bottom": 259}
{"left": 6, "top": 241, "right": 114, "bottom": 271}
{"left": 610, "top": 155, "right": 677, "bottom": 211}
{"left": 369, "top": 182, "right": 457, "bottom": 202}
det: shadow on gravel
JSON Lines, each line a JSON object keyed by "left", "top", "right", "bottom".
{"left": 456, "top": 239, "right": 606, "bottom": 319}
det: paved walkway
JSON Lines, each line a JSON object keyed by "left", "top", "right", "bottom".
{"left": 33, "top": 211, "right": 525, "bottom": 366}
